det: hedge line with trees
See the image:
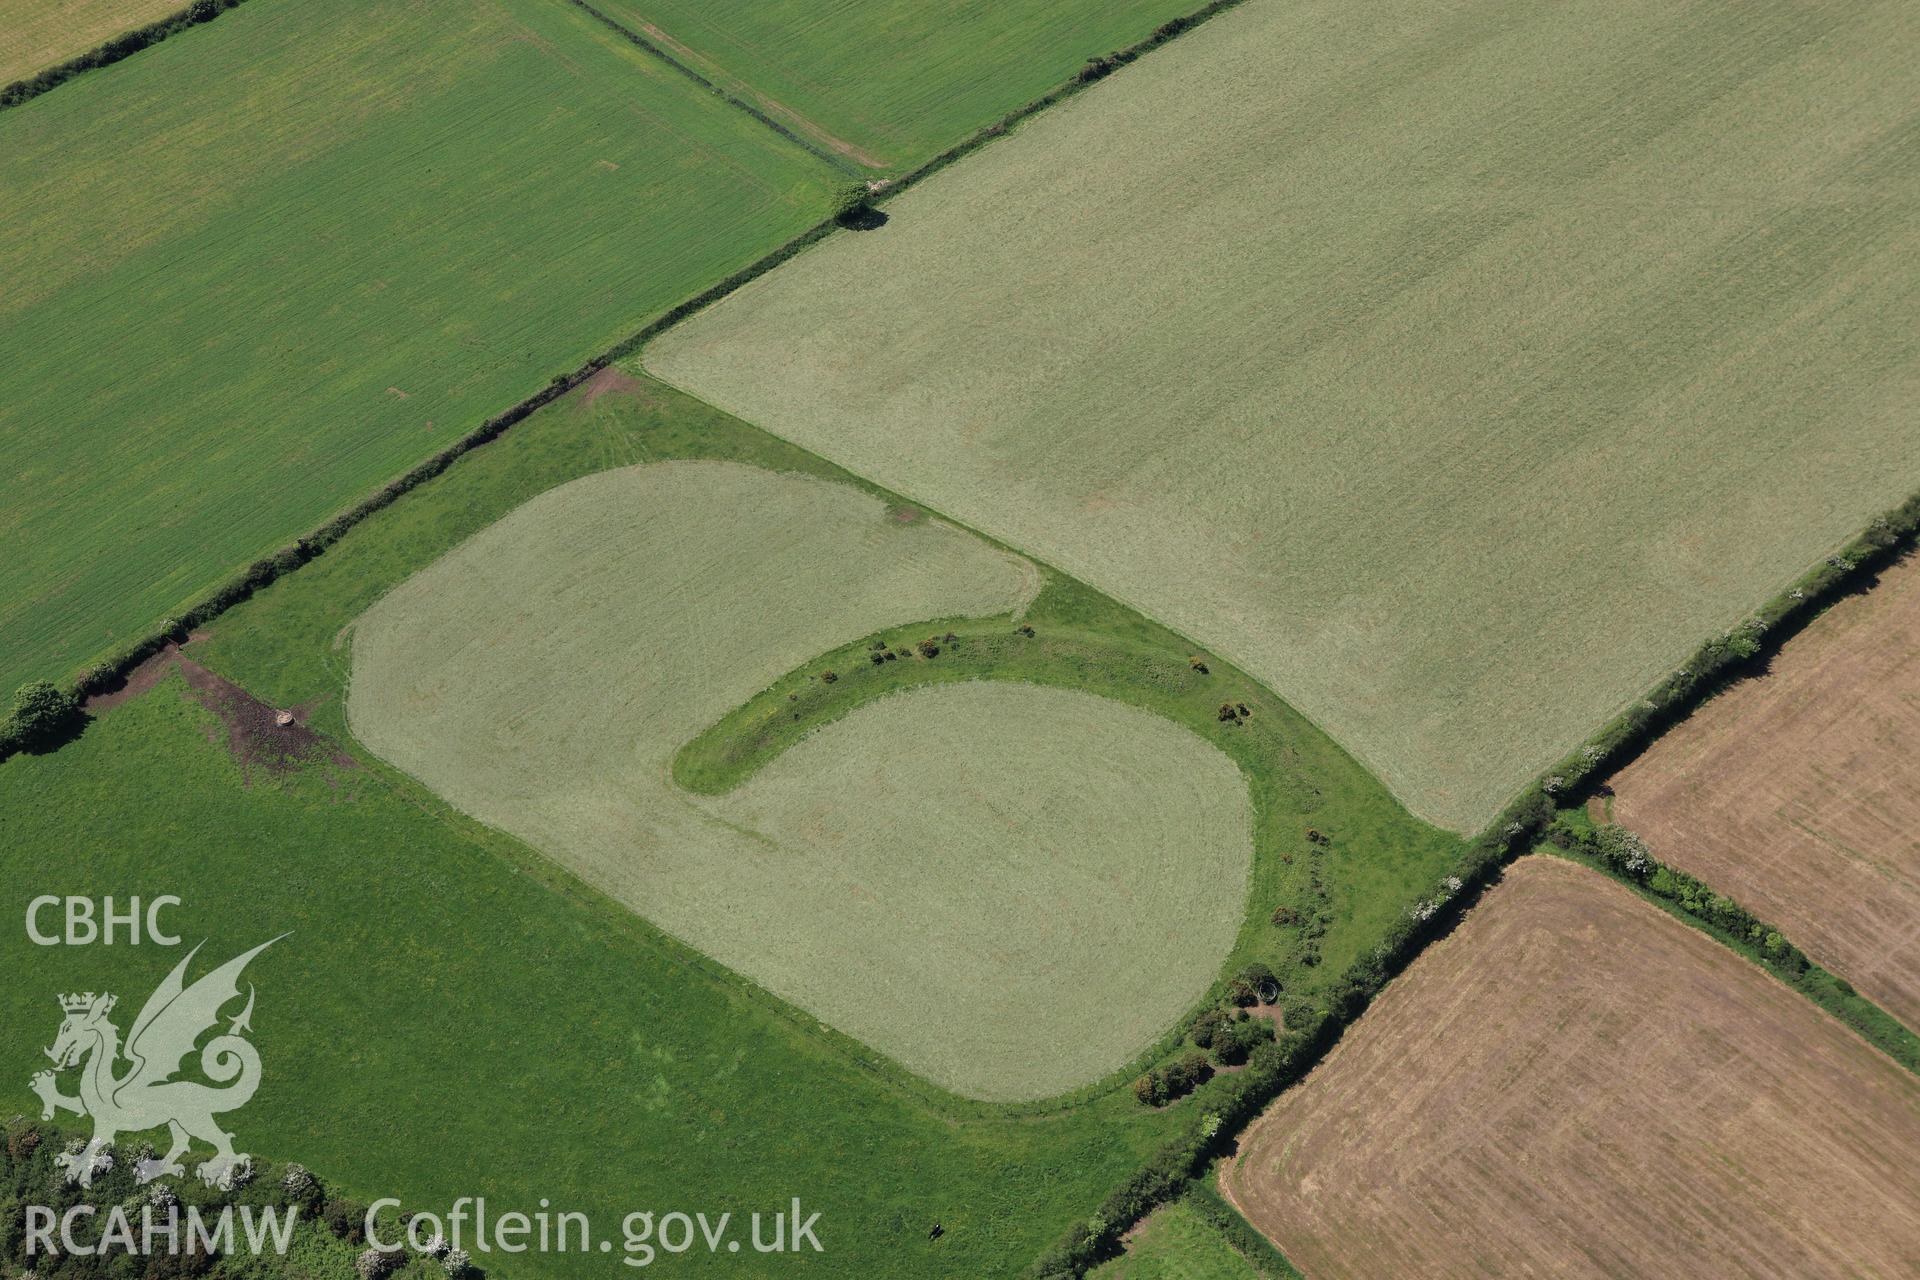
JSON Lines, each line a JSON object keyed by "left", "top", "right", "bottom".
{"left": 0, "top": 1, "right": 249, "bottom": 111}
{"left": 1033, "top": 493, "right": 1920, "bottom": 1276}
{"left": 0, "top": 0, "right": 1278, "bottom": 766}
{"left": 1547, "top": 817, "right": 1920, "bottom": 1078}
{"left": 0, "top": 1117, "right": 465, "bottom": 1280}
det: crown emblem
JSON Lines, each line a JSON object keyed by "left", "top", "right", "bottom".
{"left": 59, "top": 992, "right": 113, "bottom": 1015}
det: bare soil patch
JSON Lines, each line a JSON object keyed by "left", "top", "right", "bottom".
{"left": 84, "top": 640, "right": 351, "bottom": 782}
{"left": 178, "top": 655, "right": 351, "bottom": 781}
{"left": 1612, "top": 552, "right": 1920, "bottom": 1031}
{"left": 1225, "top": 857, "right": 1920, "bottom": 1280}
{"left": 579, "top": 364, "right": 644, "bottom": 407}
{"left": 81, "top": 634, "right": 204, "bottom": 713}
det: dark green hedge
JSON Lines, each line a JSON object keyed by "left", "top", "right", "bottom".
{"left": 1031, "top": 491, "right": 1920, "bottom": 1276}
{"left": 1549, "top": 824, "right": 1920, "bottom": 1077}
{"left": 1, "top": 0, "right": 249, "bottom": 112}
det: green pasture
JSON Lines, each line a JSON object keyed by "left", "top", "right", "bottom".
{"left": 0, "top": 677, "right": 1173, "bottom": 1279}
{"left": 3, "top": 370, "right": 1464, "bottom": 1272}
{"left": 0, "top": 0, "right": 834, "bottom": 694}
{"left": 345, "top": 458, "right": 1254, "bottom": 1101}
{"left": 198, "top": 374, "right": 1462, "bottom": 1076}
{"left": 590, "top": 0, "right": 1197, "bottom": 172}
{"left": 647, "top": 0, "right": 1920, "bottom": 833}
{"left": 1089, "top": 1200, "right": 1261, "bottom": 1280}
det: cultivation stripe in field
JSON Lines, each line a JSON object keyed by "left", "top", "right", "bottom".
{"left": 1225, "top": 857, "right": 1920, "bottom": 1279}
{"left": 1614, "top": 551, "right": 1920, "bottom": 1034}
{"left": 0, "top": 0, "right": 837, "bottom": 695}
{"left": 647, "top": 0, "right": 1920, "bottom": 834}
{"left": 346, "top": 460, "right": 1253, "bottom": 1101}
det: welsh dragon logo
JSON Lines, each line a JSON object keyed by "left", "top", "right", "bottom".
{"left": 29, "top": 938, "right": 282, "bottom": 1189}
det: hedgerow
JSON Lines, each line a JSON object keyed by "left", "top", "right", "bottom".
{"left": 0, "top": 0, "right": 250, "bottom": 112}
{"left": 1548, "top": 818, "right": 1920, "bottom": 1077}
{"left": 1029, "top": 490, "right": 1920, "bottom": 1277}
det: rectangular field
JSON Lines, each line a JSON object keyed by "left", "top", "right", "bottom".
{"left": 590, "top": 0, "right": 1198, "bottom": 171}
{"left": 0, "top": 0, "right": 833, "bottom": 693}
{"left": 1224, "top": 857, "right": 1920, "bottom": 1279}
{"left": 647, "top": 0, "right": 1920, "bottom": 833}
{"left": 0, "top": 0, "right": 185, "bottom": 84}
{"left": 1612, "top": 552, "right": 1920, "bottom": 1032}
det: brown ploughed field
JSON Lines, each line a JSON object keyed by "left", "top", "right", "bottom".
{"left": 1224, "top": 858, "right": 1920, "bottom": 1280}
{"left": 1612, "top": 552, "right": 1920, "bottom": 1031}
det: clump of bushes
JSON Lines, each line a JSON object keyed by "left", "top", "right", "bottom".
{"left": 1189, "top": 1006, "right": 1228, "bottom": 1048}
{"left": 327, "top": 1195, "right": 371, "bottom": 1244}
{"left": 5, "top": 680, "right": 79, "bottom": 750}
{"left": 1078, "top": 53, "right": 1122, "bottom": 83}
{"left": 1131, "top": 1052, "right": 1211, "bottom": 1106}
{"left": 918, "top": 636, "right": 940, "bottom": 658}
{"left": 1210, "top": 1013, "right": 1275, "bottom": 1066}
{"left": 1551, "top": 817, "right": 1807, "bottom": 974}
{"left": 355, "top": 1247, "right": 403, "bottom": 1280}
{"left": 830, "top": 181, "right": 872, "bottom": 224}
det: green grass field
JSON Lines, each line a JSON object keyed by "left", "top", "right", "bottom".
{"left": 197, "top": 370, "right": 1460, "bottom": 1075}
{"left": 2, "top": 369, "right": 1462, "bottom": 1273}
{"left": 0, "top": 0, "right": 185, "bottom": 84}
{"left": 0, "top": 676, "right": 1177, "bottom": 1279}
{"left": 345, "top": 458, "right": 1252, "bottom": 1100}
{"left": 647, "top": 0, "right": 1920, "bottom": 834}
{"left": 589, "top": 0, "right": 1198, "bottom": 172}
{"left": 1090, "top": 1201, "right": 1261, "bottom": 1279}
{"left": 0, "top": 0, "right": 834, "bottom": 694}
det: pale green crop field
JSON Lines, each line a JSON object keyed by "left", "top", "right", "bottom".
{"left": 592, "top": 0, "right": 1197, "bottom": 171}
{"left": 0, "top": 0, "right": 833, "bottom": 693}
{"left": 347, "top": 461, "right": 1252, "bottom": 1101}
{"left": 0, "top": 0, "right": 184, "bottom": 83}
{"left": 648, "top": 0, "right": 1920, "bottom": 833}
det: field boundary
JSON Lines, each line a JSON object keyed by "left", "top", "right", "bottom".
{"left": 1026, "top": 494, "right": 1920, "bottom": 1277}
{"left": 1544, "top": 834, "right": 1920, "bottom": 1077}
{"left": 1180, "top": 1180, "right": 1304, "bottom": 1279}
{"left": 564, "top": 0, "right": 865, "bottom": 177}
{"left": 0, "top": 0, "right": 1260, "bottom": 757}
{"left": 0, "top": 0, "right": 249, "bottom": 112}
{"left": 571, "top": 0, "right": 1251, "bottom": 184}
{"left": 877, "top": 0, "right": 1246, "bottom": 193}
